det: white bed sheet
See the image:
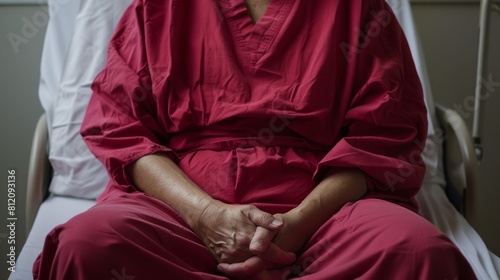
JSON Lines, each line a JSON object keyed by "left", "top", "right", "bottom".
{"left": 415, "top": 184, "right": 500, "bottom": 279}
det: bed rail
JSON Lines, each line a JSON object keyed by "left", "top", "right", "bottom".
{"left": 26, "top": 113, "right": 51, "bottom": 236}
{"left": 435, "top": 104, "right": 480, "bottom": 228}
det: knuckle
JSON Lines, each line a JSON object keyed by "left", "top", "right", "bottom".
{"left": 245, "top": 205, "right": 257, "bottom": 212}
{"left": 259, "top": 213, "right": 273, "bottom": 223}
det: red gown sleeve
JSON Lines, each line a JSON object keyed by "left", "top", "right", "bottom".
{"left": 81, "top": 0, "right": 174, "bottom": 192}
{"left": 316, "top": 0, "right": 428, "bottom": 205}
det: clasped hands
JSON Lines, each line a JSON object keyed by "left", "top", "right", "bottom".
{"left": 193, "top": 202, "right": 312, "bottom": 280}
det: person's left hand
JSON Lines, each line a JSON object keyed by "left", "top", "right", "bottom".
{"left": 217, "top": 209, "right": 315, "bottom": 279}
{"left": 218, "top": 168, "right": 367, "bottom": 279}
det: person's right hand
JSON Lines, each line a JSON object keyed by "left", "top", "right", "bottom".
{"left": 216, "top": 210, "right": 318, "bottom": 279}
{"left": 192, "top": 202, "right": 296, "bottom": 265}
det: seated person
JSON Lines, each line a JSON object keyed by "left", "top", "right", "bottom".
{"left": 33, "top": 0, "right": 476, "bottom": 279}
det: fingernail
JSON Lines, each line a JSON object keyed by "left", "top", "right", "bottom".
{"left": 271, "top": 219, "right": 283, "bottom": 226}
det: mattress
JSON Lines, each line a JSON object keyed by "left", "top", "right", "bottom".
{"left": 8, "top": 196, "right": 95, "bottom": 280}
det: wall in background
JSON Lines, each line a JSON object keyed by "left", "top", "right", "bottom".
{"left": 0, "top": 0, "right": 47, "bottom": 4}
{"left": 412, "top": 2, "right": 500, "bottom": 256}
{"left": 0, "top": 4, "right": 47, "bottom": 279}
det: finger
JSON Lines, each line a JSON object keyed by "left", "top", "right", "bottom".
{"left": 247, "top": 208, "right": 283, "bottom": 230}
{"left": 254, "top": 242, "right": 296, "bottom": 265}
{"left": 250, "top": 227, "right": 295, "bottom": 265}
{"left": 217, "top": 256, "right": 274, "bottom": 278}
{"left": 250, "top": 226, "right": 276, "bottom": 253}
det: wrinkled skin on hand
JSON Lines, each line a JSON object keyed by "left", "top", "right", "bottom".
{"left": 217, "top": 210, "right": 313, "bottom": 279}
{"left": 193, "top": 202, "right": 296, "bottom": 265}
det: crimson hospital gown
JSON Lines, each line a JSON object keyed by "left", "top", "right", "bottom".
{"left": 34, "top": 0, "right": 475, "bottom": 279}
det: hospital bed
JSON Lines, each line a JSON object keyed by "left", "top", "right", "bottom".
{"left": 8, "top": 0, "right": 500, "bottom": 279}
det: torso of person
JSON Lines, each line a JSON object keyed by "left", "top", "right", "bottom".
{"left": 95, "top": 0, "right": 426, "bottom": 212}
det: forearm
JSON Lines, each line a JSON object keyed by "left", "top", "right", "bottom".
{"left": 289, "top": 168, "right": 367, "bottom": 236}
{"left": 130, "top": 153, "right": 217, "bottom": 229}
{"left": 131, "top": 153, "right": 290, "bottom": 266}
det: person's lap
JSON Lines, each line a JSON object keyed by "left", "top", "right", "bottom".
{"left": 33, "top": 192, "right": 475, "bottom": 279}
{"left": 295, "top": 198, "right": 473, "bottom": 279}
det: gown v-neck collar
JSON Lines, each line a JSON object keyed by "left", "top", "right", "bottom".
{"left": 217, "top": 0, "right": 294, "bottom": 66}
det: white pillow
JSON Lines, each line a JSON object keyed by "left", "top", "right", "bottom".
{"left": 44, "top": 0, "right": 133, "bottom": 199}
{"left": 386, "top": 0, "right": 446, "bottom": 188}
{"left": 39, "top": 0, "right": 80, "bottom": 140}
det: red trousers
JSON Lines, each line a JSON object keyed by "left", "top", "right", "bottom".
{"left": 33, "top": 192, "right": 475, "bottom": 279}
